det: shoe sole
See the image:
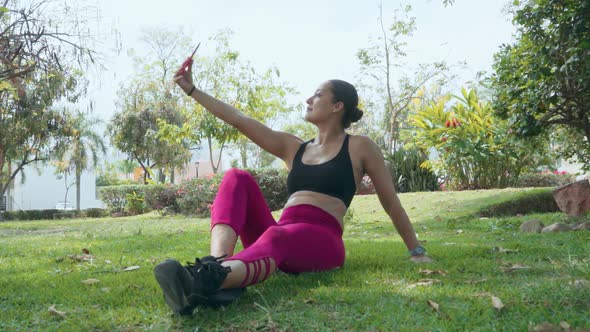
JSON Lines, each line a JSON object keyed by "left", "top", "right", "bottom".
{"left": 153, "top": 260, "right": 191, "bottom": 315}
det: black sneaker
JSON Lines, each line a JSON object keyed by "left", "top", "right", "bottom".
{"left": 154, "top": 255, "right": 244, "bottom": 315}
{"left": 189, "top": 288, "right": 246, "bottom": 309}
{"left": 153, "top": 259, "right": 194, "bottom": 315}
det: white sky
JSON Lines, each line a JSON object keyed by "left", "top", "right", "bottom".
{"left": 87, "top": 0, "right": 515, "bottom": 123}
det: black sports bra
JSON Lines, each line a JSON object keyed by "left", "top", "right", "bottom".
{"left": 286, "top": 135, "right": 356, "bottom": 207}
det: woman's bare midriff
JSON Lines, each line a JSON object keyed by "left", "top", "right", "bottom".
{"left": 283, "top": 191, "right": 347, "bottom": 229}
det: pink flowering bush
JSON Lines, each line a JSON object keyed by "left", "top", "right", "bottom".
{"left": 99, "top": 185, "right": 145, "bottom": 213}
{"left": 100, "top": 168, "right": 289, "bottom": 217}
{"left": 143, "top": 183, "right": 181, "bottom": 214}
{"left": 357, "top": 175, "right": 375, "bottom": 195}
{"left": 246, "top": 168, "right": 289, "bottom": 211}
{"left": 176, "top": 173, "right": 224, "bottom": 217}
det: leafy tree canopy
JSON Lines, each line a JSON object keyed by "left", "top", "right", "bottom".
{"left": 491, "top": 0, "right": 590, "bottom": 170}
{"left": 0, "top": 0, "right": 102, "bottom": 197}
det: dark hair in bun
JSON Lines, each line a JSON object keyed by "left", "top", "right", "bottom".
{"left": 328, "top": 79, "right": 364, "bottom": 129}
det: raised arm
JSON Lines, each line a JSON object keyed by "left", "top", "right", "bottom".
{"left": 173, "top": 58, "right": 301, "bottom": 163}
{"left": 359, "top": 137, "right": 432, "bottom": 262}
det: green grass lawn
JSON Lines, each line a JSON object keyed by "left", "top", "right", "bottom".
{"left": 1, "top": 188, "right": 588, "bottom": 331}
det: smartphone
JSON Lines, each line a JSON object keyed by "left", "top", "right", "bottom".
{"left": 190, "top": 42, "right": 201, "bottom": 59}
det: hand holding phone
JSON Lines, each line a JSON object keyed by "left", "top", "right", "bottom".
{"left": 176, "top": 42, "right": 201, "bottom": 77}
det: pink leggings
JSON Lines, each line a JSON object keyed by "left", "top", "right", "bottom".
{"left": 210, "top": 169, "right": 345, "bottom": 287}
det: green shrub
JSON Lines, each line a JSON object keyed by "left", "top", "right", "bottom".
{"left": 515, "top": 171, "right": 575, "bottom": 188}
{"left": 25, "top": 209, "right": 65, "bottom": 220}
{"left": 246, "top": 168, "right": 289, "bottom": 211}
{"left": 93, "top": 168, "right": 288, "bottom": 218}
{"left": 1, "top": 208, "right": 109, "bottom": 221}
{"left": 0, "top": 211, "right": 16, "bottom": 221}
{"left": 52, "top": 211, "right": 77, "bottom": 219}
{"left": 82, "top": 208, "right": 108, "bottom": 218}
{"left": 0, "top": 209, "right": 73, "bottom": 221}
{"left": 176, "top": 174, "right": 223, "bottom": 217}
{"left": 143, "top": 184, "right": 180, "bottom": 214}
{"left": 98, "top": 185, "right": 145, "bottom": 212}
{"left": 175, "top": 168, "right": 288, "bottom": 217}
{"left": 385, "top": 149, "right": 439, "bottom": 193}
{"left": 411, "top": 88, "right": 550, "bottom": 189}
{"left": 125, "top": 191, "right": 146, "bottom": 215}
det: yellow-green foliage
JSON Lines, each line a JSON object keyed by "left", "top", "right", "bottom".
{"left": 411, "top": 88, "right": 548, "bottom": 189}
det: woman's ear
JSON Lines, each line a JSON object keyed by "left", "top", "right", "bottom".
{"left": 332, "top": 101, "right": 345, "bottom": 113}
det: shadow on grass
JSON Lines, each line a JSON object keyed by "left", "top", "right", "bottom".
{"left": 477, "top": 190, "right": 560, "bottom": 217}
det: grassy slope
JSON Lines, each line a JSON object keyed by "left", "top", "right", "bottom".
{"left": 0, "top": 188, "right": 588, "bottom": 331}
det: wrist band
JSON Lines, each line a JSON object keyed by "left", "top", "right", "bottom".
{"left": 187, "top": 85, "right": 196, "bottom": 96}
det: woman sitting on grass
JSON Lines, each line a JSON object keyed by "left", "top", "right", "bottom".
{"left": 154, "top": 54, "right": 432, "bottom": 315}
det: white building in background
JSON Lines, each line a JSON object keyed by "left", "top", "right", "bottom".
{"left": 1, "top": 142, "right": 242, "bottom": 212}
{"left": 2, "top": 164, "right": 103, "bottom": 211}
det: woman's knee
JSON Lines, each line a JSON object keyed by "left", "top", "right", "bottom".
{"left": 222, "top": 168, "right": 254, "bottom": 184}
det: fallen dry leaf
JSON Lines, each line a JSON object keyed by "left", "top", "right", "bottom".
{"left": 81, "top": 278, "right": 101, "bottom": 285}
{"left": 121, "top": 266, "right": 140, "bottom": 272}
{"left": 82, "top": 248, "right": 90, "bottom": 254}
{"left": 570, "top": 279, "right": 589, "bottom": 287}
{"left": 559, "top": 321, "right": 570, "bottom": 330}
{"left": 48, "top": 305, "right": 66, "bottom": 319}
{"left": 530, "top": 322, "right": 560, "bottom": 332}
{"left": 427, "top": 300, "right": 439, "bottom": 312}
{"left": 67, "top": 254, "right": 93, "bottom": 263}
{"left": 54, "top": 269, "right": 74, "bottom": 275}
{"left": 491, "top": 296, "right": 504, "bottom": 311}
{"left": 419, "top": 269, "right": 448, "bottom": 277}
{"left": 493, "top": 247, "right": 519, "bottom": 254}
{"left": 500, "top": 263, "right": 530, "bottom": 273}
{"left": 456, "top": 229, "right": 464, "bottom": 234}
{"left": 465, "top": 278, "right": 488, "bottom": 285}
{"left": 407, "top": 278, "right": 440, "bottom": 289}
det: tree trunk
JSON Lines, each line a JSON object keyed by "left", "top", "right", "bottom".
{"left": 142, "top": 166, "right": 148, "bottom": 184}
{"left": 380, "top": 4, "right": 395, "bottom": 154}
{"left": 63, "top": 172, "right": 70, "bottom": 209}
{"left": 158, "top": 168, "right": 165, "bottom": 183}
{"left": 208, "top": 136, "right": 217, "bottom": 173}
{"left": 216, "top": 144, "right": 225, "bottom": 173}
{"left": 0, "top": 162, "right": 13, "bottom": 200}
{"left": 75, "top": 165, "right": 81, "bottom": 211}
{"left": 240, "top": 144, "right": 248, "bottom": 169}
{"left": 0, "top": 182, "right": 7, "bottom": 200}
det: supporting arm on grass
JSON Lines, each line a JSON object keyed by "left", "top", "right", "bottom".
{"left": 360, "top": 138, "right": 433, "bottom": 263}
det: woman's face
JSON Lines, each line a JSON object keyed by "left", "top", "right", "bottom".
{"left": 304, "top": 81, "right": 342, "bottom": 123}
